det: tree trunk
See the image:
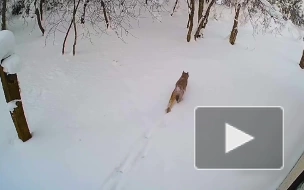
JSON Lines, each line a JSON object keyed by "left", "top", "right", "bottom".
{"left": 299, "top": 50, "right": 304, "bottom": 69}
{"left": 62, "top": 0, "right": 81, "bottom": 55}
{"left": 194, "top": 0, "right": 216, "bottom": 40}
{"left": 62, "top": 20, "right": 74, "bottom": 55}
{"left": 101, "top": 0, "right": 109, "bottom": 29}
{"left": 186, "top": 0, "right": 190, "bottom": 28}
{"left": 81, "top": 0, "right": 89, "bottom": 24}
{"left": 39, "top": 0, "right": 44, "bottom": 21}
{"left": 73, "top": 0, "right": 77, "bottom": 56}
{"left": 0, "top": 59, "right": 32, "bottom": 142}
{"left": 186, "top": 0, "right": 195, "bottom": 42}
{"left": 1, "top": 0, "right": 7, "bottom": 30}
{"left": 34, "top": 0, "right": 44, "bottom": 35}
{"left": 171, "top": 0, "right": 179, "bottom": 16}
{"left": 198, "top": 0, "right": 204, "bottom": 23}
{"left": 229, "top": 4, "right": 241, "bottom": 45}
{"left": 187, "top": 16, "right": 190, "bottom": 28}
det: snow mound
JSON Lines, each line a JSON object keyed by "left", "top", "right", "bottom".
{"left": 0, "top": 30, "right": 16, "bottom": 60}
{"left": 1, "top": 54, "right": 22, "bottom": 74}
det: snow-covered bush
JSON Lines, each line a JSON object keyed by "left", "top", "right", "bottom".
{"left": 273, "top": 0, "right": 304, "bottom": 27}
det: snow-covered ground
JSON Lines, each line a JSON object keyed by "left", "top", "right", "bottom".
{"left": 1, "top": 4, "right": 304, "bottom": 190}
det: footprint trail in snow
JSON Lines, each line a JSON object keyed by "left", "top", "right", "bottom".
{"left": 100, "top": 117, "right": 166, "bottom": 190}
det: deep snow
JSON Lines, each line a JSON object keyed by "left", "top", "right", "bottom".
{"left": 1, "top": 4, "right": 304, "bottom": 190}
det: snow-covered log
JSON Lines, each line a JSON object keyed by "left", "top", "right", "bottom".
{"left": 0, "top": 30, "right": 32, "bottom": 142}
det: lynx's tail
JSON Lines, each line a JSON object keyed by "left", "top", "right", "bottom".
{"left": 166, "top": 92, "right": 176, "bottom": 113}
{"left": 166, "top": 107, "right": 171, "bottom": 113}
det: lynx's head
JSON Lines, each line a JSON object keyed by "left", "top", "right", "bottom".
{"left": 182, "top": 71, "right": 189, "bottom": 79}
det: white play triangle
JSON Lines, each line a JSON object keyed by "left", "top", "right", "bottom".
{"left": 225, "top": 123, "right": 254, "bottom": 154}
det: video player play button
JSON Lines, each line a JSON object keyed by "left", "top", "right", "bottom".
{"left": 195, "top": 106, "right": 283, "bottom": 170}
{"left": 225, "top": 123, "right": 254, "bottom": 154}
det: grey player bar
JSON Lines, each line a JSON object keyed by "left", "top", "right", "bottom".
{"left": 195, "top": 106, "right": 283, "bottom": 170}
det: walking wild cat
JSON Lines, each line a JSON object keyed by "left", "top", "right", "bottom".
{"left": 166, "top": 71, "right": 189, "bottom": 113}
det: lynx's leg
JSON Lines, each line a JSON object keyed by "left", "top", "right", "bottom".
{"left": 177, "top": 97, "right": 183, "bottom": 103}
{"left": 177, "top": 91, "right": 184, "bottom": 103}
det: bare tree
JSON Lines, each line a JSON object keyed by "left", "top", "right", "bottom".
{"left": 42, "top": 0, "right": 170, "bottom": 54}
{"left": 186, "top": 0, "right": 191, "bottom": 28}
{"left": 40, "top": 0, "right": 44, "bottom": 20}
{"left": 34, "top": 0, "right": 45, "bottom": 35}
{"left": 187, "top": 0, "right": 195, "bottom": 42}
{"left": 101, "top": 0, "right": 109, "bottom": 29}
{"left": 72, "top": 0, "right": 79, "bottom": 56}
{"left": 81, "top": 0, "right": 89, "bottom": 24}
{"left": 1, "top": 0, "right": 7, "bottom": 30}
{"left": 229, "top": 3, "right": 241, "bottom": 45}
{"left": 171, "top": 0, "right": 179, "bottom": 16}
{"left": 244, "top": 0, "right": 285, "bottom": 36}
{"left": 198, "top": 0, "right": 204, "bottom": 22}
{"left": 194, "top": 0, "right": 216, "bottom": 40}
{"left": 62, "top": 0, "right": 81, "bottom": 55}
